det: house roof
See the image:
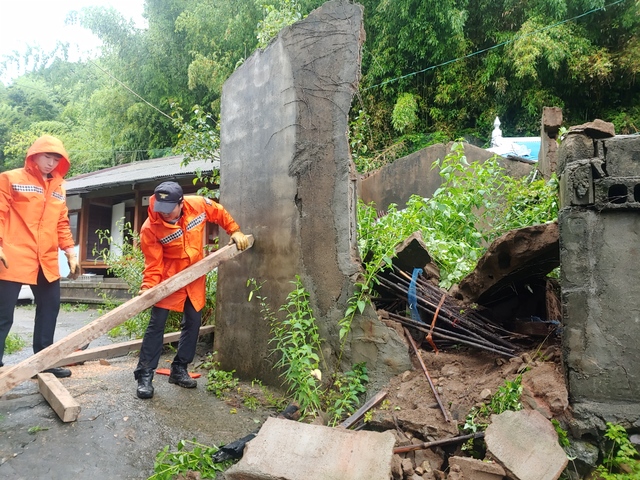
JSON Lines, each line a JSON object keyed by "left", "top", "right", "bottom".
{"left": 64, "top": 155, "right": 220, "bottom": 195}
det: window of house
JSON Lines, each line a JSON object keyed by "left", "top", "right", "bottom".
{"left": 68, "top": 211, "right": 79, "bottom": 244}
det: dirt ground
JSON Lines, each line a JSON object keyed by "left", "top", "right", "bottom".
{"left": 0, "top": 305, "right": 567, "bottom": 480}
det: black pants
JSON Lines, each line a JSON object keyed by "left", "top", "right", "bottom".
{"left": 0, "top": 269, "right": 61, "bottom": 366}
{"left": 134, "top": 297, "right": 201, "bottom": 379}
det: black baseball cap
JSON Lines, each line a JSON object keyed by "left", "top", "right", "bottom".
{"left": 153, "top": 181, "right": 183, "bottom": 214}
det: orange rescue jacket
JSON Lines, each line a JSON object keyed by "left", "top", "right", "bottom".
{"left": 0, "top": 136, "right": 74, "bottom": 284}
{"left": 140, "top": 195, "right": 240, "bottom": 312}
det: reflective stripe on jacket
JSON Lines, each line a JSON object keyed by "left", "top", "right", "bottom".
{"left": 140, "top": 195, "right": 240, "bottom": 312}
{"left": 0, "top": 136, "right": 74, "bottom": 284}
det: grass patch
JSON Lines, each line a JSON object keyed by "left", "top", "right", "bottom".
{"left": 4, "top": 333, "right": 27, "bottom": 355}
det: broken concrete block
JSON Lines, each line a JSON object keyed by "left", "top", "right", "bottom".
{"left": 448, "top": 456, "right": 506, "bottom": 480}
{"left": 557, "top": 133, "right": 594, "bottom": 174}
{"left": 601, "top": 135, "right": 640, "bottom": 177}
{"left": 225, "top": 417, "right": 396, "bottom": 480}
{"left": 485, "top": 409, "right": 568, "bottom": 480}
{"left": 568, "top": 119, "right": 615, "bottom": 139}
{"left": 542, "top": 107, "right": 563, "bottom": 134}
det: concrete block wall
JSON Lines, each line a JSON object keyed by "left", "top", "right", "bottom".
{"left": 558, "top": 132, "right": 640, "bottom": 429}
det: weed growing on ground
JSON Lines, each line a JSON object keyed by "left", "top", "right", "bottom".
{"left": 60, "top": 303, "right": 89, "bottom": 312}
{"left": 552, "top": 419, "right": 570, "bottom": 448}
{"left": 461, "top": 374, "right": 523, "bottom": 457}
{"left": 4, "top": 333, "right": 27, "bottom": 355}
{"left": 248, "top": 277, "right": 369, "bottom": 423}
{"left": 594, "top": 422, "right": 640, "bottom": 479}
{"left": 150, "top": 439, "right": 232, "bottom": 480}
{"left": 325, "top": 362, "right": 368, "bottom": 426}
{"left": 201, "top": 352, "right": 239, "bottom": 398}
{"left": 27, "top": 425, "right": 49, "bottom": 434}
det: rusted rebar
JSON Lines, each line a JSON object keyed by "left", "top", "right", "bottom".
{"left": 403, "top": 327, "right": 451, "bottom": 423}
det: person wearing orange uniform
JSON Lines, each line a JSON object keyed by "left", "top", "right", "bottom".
{"left": 134, "top": 181, "right": 249, "bottom": 399}
{"left": 0, "top": 135, "right": 81, "bottom": 377}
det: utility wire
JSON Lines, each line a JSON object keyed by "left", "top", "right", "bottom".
{"left": 88, "top": 59, "right": 173, "bottom": 121}
{"left": 364, "top": 0, "right": 627, "bottom": 91}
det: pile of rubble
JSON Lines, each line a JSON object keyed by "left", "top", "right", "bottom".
{"left": 222, "top": 222, "right": 576, "bottom": 479}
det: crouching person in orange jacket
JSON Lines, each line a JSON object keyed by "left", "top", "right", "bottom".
{"left": 0, "top": 135, "right": 81, "bottom": 378}
{"left": 134, "top": 181, "right": 248, "bottom": 399}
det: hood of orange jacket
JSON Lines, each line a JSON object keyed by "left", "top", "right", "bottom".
{"left": 25, "top": 135, "right": 70, "bottom": 179}
{"left": 0, "top": 135, "right": 74, "bottom": 284}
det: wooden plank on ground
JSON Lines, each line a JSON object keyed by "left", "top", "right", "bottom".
{"left": 0, "top": 236, "right": 253, "bottom": 397}
{"left": 50, "top": 325, "right": 215, "bottom": 367}
{"left": 338, "top": 390, "right": 388, "bottom": 429}
{"left": 37, "top": 373, "right": 81, "bottom": 423}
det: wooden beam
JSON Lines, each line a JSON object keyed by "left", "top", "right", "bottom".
{"left": 0, "top": 235, "right": 253, "bottom": 396}
{"left": 37, "top": 373, "right": 81, "bottom": 423}
{"left": 50, "top": 325, "right": 215, "bottom": 368}
{"left": 338, "top": 390, "right": 387, "bottom": 429}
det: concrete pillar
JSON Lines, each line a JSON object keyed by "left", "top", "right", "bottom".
{"left": 558, "top": 123, "right": 640, "bottom": 431}
{"left": 537, "top": 107, "right": 563, "bottom": 180}
{"left": 215, "top": 0, "right": 410, "bottom": 388}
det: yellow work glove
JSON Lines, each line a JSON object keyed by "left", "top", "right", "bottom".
{"left": 138, "top": 286, "right": 148, "bottom": 296}
{"left": 0, "top": 246, "right": 7, "bottom": 269}
{"left": 230, "top": 231, "right": 249, "bottom": 251}
{"left": 65, "top": 251, "right": 81, "bottom": 280}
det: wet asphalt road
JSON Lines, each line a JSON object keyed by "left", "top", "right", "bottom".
{"left": 0, "top": 305, "right": 273, "bottom": 480}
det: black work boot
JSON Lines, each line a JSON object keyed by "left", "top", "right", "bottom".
{"left": 168, "top": 364, "right": 197, "bottom": 389}
{"left": 43, "top": 367, "right": 72, "bottom": 378}
{"left": 136, "top": 370, "right": 154, "bottom": 399}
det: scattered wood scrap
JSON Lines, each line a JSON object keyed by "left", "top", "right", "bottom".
{"left": 338, "top": 390, "right": 388, "bottom": 429}
{"left": 0, "top": 236, "right": 253, "bottom": 397}
{"left": 37, "top": 373, "right": 81, "bottom": 423}
{"left": 392, "top": 432, "right": 485, "bottom": 454}
{"left": 51, "top": 325, "right": 215, "bottom": 368}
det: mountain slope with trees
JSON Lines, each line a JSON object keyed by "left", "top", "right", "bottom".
{"left": 0, "top": 0, "right": 637, "bottom": 174}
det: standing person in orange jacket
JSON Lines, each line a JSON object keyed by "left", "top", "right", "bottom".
{"left": 134, "top": 181, "right": 248, "bottom": 399}
{"left": 0, "top": 135, "right": 81, "bottom": 377}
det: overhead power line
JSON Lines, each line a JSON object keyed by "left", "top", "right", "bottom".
{"left": 364, "top": 0, "right": 627, "bottom": 91}
{"left": 88, "top": 59, "right": 173, "bottom": 121}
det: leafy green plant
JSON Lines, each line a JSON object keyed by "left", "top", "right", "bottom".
{"left": 94, "top": 222, "right": 145, "bottom": 295}
{"left": 150, "top": 439, "right": 232, "bottom": 480}
{"left": 256, "top": 0, "right": 302, "bottom": 49}
{"left": 325, "top": 363, "right": 368, "bottom": 427}
{"left": 171, "top": 104, "right": 221, "bottom": 200}
{"left": 4, "top": 333, "right": 27, "bottom": 355}
{"left": 251, "top": 379, "right": 288, "bottom": 410}
{"left": 392, "top": 92, "right": 420, "bottom": 134}
{"left": 248, "top": 278, "right": 368, "bottom": 422}
{"left": 551, "top": 419, "right": 570, "bottom": 448}
{"left": 354, "top": 141, "right": 559, "bottom": 294}
{"left": 462, "top": 375, "right": 523, "bottom": 456}
{"left": 201, "top": 352, "right": 239, "bottom": 398}
{"left": 28, "top": 425, "right": 49, "bottom": 434}
{"left": 594, "top": 423, "right": 640, "bottom": 479}
{"left": 270, "top": 276, "right": 324, "bottom": 416}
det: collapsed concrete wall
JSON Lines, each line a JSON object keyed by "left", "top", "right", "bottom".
{"left": 358, "top": 142, "right": 533, "bottom": 212}
{"left": 558, "top": 122, "right": 640, "bottom": 431}
{"left": 215, "top": 0, "right": 411, "bottom": 388}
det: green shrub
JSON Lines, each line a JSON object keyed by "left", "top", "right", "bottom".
{"left": 4, "top": 333, "right": 27, "bottom": 355}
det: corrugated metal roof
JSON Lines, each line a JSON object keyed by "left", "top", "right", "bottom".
{"left": 64, "top": 155, "right": 220, "bottom": 194}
